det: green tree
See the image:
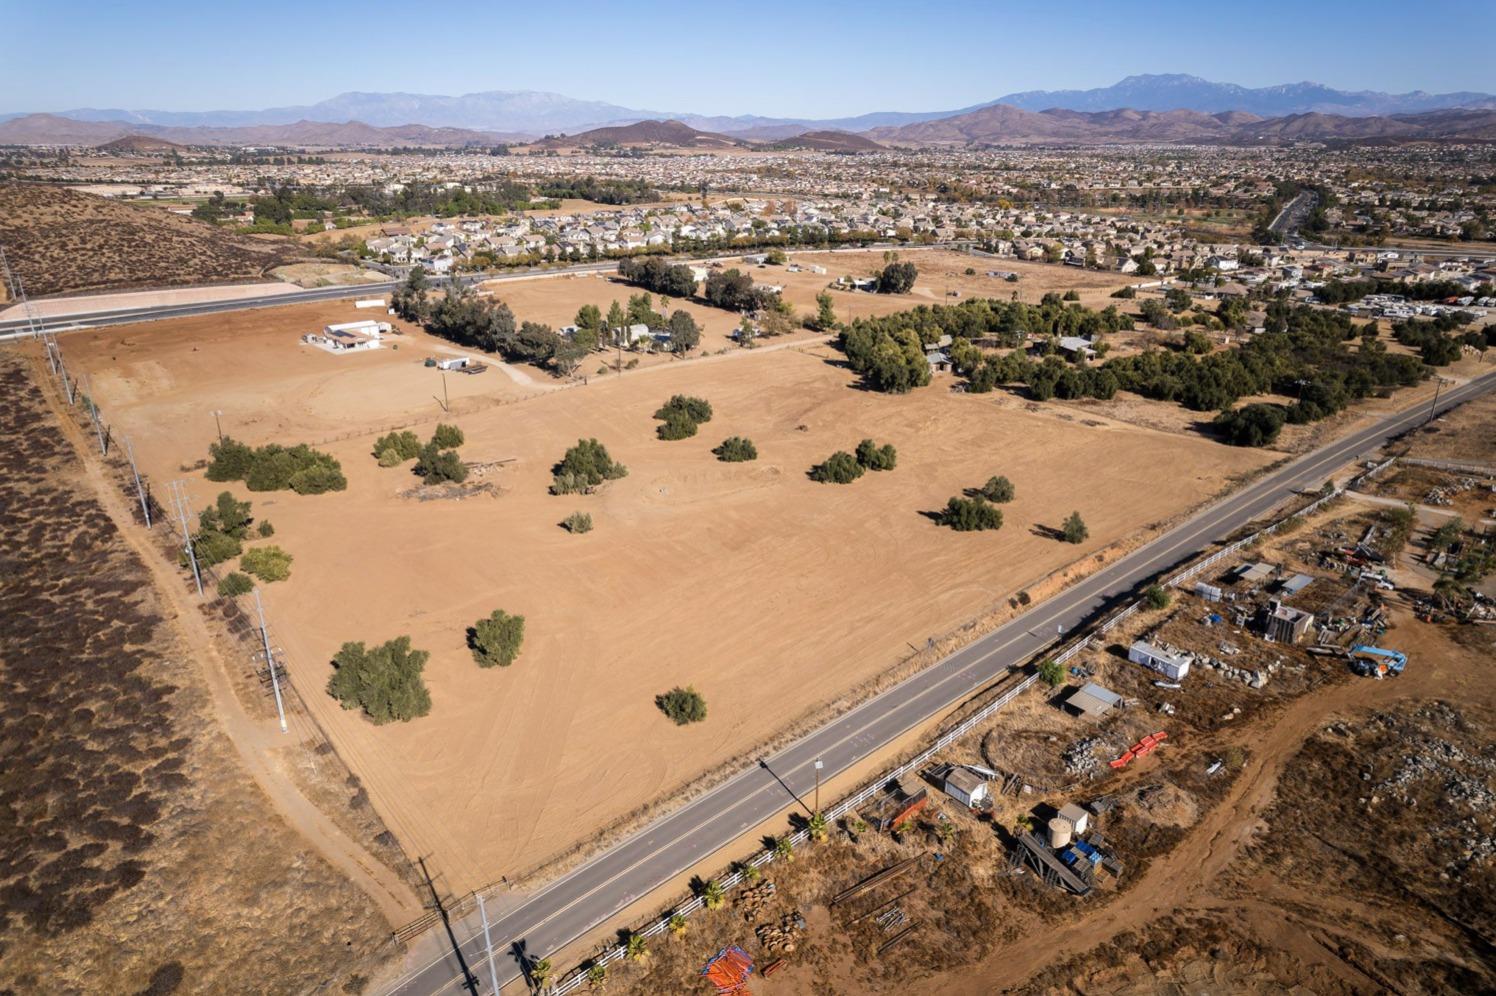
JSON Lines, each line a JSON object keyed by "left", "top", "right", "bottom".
{"left": 807, "top": 811, "right": 828, "bottom": 841}
{"left": 414, "top": 443, "right": 468, "bottom": 484}
{"left": 241, "top": 545, "right": 293, "bottom": 582}
{"left": 813, "top": 291, "right": 837, "bottom": 331}
{"left": 1061, "top": 511, "right": 1089, "bottom": 544}
{"left": 702, "top": 879, "right": 726, "bottom": 910}
{"left": 551, "top": 438, "right": 628, "bottom": 494}
{"left": 1214, "top": 404, "right": 1286, "bottom": 447}
{"left": 562, "top": 511, "right": 593, "bottom": 534}
{"left": 876, "top": 261, "right": 918, "bottom": 294}
{"left": 655, "top": 686, "right": 707, "bottom": 725}
{"left": 469, "top": 610, "right": 525, "bottom": 668}
{"left": 979, "top": 475, "right": 1015, "bottom": 502}
{"left": 326, "top": 637, "right": 432, "bottom": 724}
{"left": 374, "top": 430, "right": 422, "bottom": 464}
{"left": 218, "top": 572, "right": 254, "bottom": 597}
{"left": 1037, "top": 657, "right": 1064, "bottom": 687}
{"left": 810, "top": 451, "right": 864, "bottom": 484}
{"left": 713, "top": 436, "right": 758, "bottom": 462}
{"left": 773, "top": 836, "right": 794, "bottom": 862}
{"left": 1144, "top": 584, "right": 1172, "bottom": 610}
{"left": 937, "top": 496, "right": 1003, "bottom": 531}
{"left": 431, "top": 423, "right": 464, "bottom": 449}
{"left": 575, "top": 303, "right": 603, "bottom": 336}
{"left": 667, "top": 310, "right": 700, "bottom": 353}
{"left": 605, "top": 300, "right": 628, "bottom": 344}
{"left": 855, "top": 439, "right": 897, "bottom": 471}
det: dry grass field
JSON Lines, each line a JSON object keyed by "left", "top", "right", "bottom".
{"left": 0, "top": 184, "right": 297, "bottom": 297}
{"left": 65, "top": 275, "right": 1273, "bottom": 892}
{"left": 0, "top": 352, "right": 387, "bottom": 994}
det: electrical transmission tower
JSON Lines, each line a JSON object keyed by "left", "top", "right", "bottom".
{"left": 166, "top": 480, "right": 204, "bottom": 596}
{"left": 252, "top": 589, "right": 289, "bottom": 734}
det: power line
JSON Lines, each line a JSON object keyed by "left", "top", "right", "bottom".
{"left": 166, "top": 480, "right": 204, "bottom": 596}
{"left": 253, "top": 589, "right": 289, "bottom": 735}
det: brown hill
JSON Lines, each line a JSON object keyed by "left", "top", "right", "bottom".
{"left": 0, "top": 113, "right": 517, "bottom": 148}
{"left": 0, "top": 183, "right": 299, "bottom": 297}
{"left": 533, "top": 119, "right": 742, "bottom": 149}
{"left": 867, "top": 104, "right": 1496, "bottom": 146}
{"left": 96, "top": 134, "right": 186, "bottom": 153}
{"left": 770, "top": 130, "right": 885, "bottom": 151}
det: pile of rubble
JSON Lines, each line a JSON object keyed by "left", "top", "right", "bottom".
{"left": 1194, "top": 651, "right": 1280, "bottom": 689}
{"left": 1422, "top": 476, "right": 1491, "bottom": 506}
{"left": 1064, "top": 737, "right": 1105, "bottom": 775}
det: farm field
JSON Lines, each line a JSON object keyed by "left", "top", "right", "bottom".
{"left": 66, "top": 293, "right": 1274, "bottom": 893}
{"left": 0, "top": 351, "right": 387, "bottom": 994}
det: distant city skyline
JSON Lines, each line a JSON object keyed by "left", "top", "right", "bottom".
{"left": 8, "top": 0, "right": 1494, "bottom": 117}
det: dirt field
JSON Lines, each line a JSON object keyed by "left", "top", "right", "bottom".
{"left": 62, "top": 289, "right": 1272, "bottom": 893}
{"left": 0, "top": 184, "right": 298, "bottom": 297}
{"left": 0, "top": 351, "right": 389, "bottom": 994}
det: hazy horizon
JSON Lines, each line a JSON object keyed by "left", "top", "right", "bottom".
{"left": 9, "top": 0, "right": 1495, "bottom": 117}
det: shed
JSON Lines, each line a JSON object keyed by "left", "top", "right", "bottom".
{"left": 1057, "top": 802, "right": 1091, "bottom": 836}
{"left": 941, "top": 767, "right": 990, "bottom": 809}
{"left": 1128, "top": 640, "right": 1192, "bottom": 681}
{"left": 1233, "top": 562, "right": 1274, "bottom": 584}
{"left": 1263, "top": 601, "right": 1314, "bottom": 644}
{"left": 1280, "top": 573, "right": 1314, "bottom": 596}
{"left": 1064, "top": 682, "right": 1121, "bottom": 720}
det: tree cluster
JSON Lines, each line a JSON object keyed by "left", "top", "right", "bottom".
{"left": 618, "top": 256, "right": 697, "bottom": 298}
{"left": 190, "top": 491, "right": 253, "bottom": 568}
{"left": 703, "top": 268, "right": 777, "bottom": 313}
{"left": 206, "top": 437, "right": 347, "bottom": 494}
{"left": 876, "top": 261, "right": 918, "bottom": 294}
{"left": 654, "top": 395, "right": 713, "bottom": 440}
{"left": 936, "top": 495, "right": 1003, "bottom": 531}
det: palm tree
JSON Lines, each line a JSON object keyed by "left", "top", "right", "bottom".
{"left": 530, "top": 958, "right": 553, "bottom": 989}
{"left": 668, "top": 913, "right": 688, "bottom": 938}
{"left": 586, "top": 963, "right": 607, "bottom": 991}
{"left": 774, "top": 836, "right": 795, "bottom": 863}
{"left": 624, "top": 932, "right": 648, "bottom": 962}
{"left": 703, "top": 879, "right": 726, "bottom": 910}
{"left": 742, "top": 863, "right": 762, "bottom": 883}
{"left": 807, "top": 811, "right": 828, "bottom": 842}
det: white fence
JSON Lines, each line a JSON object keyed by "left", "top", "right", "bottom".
{"left": 1399, "top": 456, "right": 1495, "bottom": 478}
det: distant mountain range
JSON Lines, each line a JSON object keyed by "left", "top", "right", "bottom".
{"left": 7, "top": 74, "right": 1492, "bottom": 141}
{"left": 0, "top": 113, "right": 520, "bottom": 148}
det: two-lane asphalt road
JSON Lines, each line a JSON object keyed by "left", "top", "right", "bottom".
{"left": 387, "top": 370, "right": 1496, "bottom": 995}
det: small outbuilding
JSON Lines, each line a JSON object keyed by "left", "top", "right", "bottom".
{"left": 1064, "top": 682, "right": 1121, "bottom": 720}
{"left": 941, "top": 766, "right": 990, "bottom": 809}
{"left": 1128, "top": 640, "right": 1192, "bottom": 681}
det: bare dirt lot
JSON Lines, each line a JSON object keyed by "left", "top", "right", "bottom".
{"left": 0, "top": 183, "right": 297, "bottom": 298}
{"left": 63, "top": 289, "right": 1272, "bottom": 894}
{"left": 0, "top": 351, "right": 388, "bottom": 994}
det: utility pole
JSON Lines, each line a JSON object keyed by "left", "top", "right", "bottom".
{"left": 212, "top": 409, "right": 224, "bottom": 443}
{"left": 814, "top": 758, "right": 823, "bottom": 816}
{"left": 124, "top": 437, "right": 151, "bottom": 527}
{"left": 168, "top": 481, "right": 204, "bottom": 596}
{"left": 84, "top": 374, "right": 107, "bottom": 455}
{"left": 441, "top": 371, "right": 449, "bottom": 412}
{"left": 477, "top": 893, "right": 501, "bottom": 996}
{"left": 1425, "top": 377, "right": 1446, "bottom": 425}
{"left": 254, "top": 589, "right": 289, "bottom": 734}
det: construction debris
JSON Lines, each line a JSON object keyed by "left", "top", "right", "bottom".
{"left": 754, "top": 911, "right": 806, "bottom": 955}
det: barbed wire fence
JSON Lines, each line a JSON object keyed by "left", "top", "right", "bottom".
{"left": 30, "top": 331, "right": 430, "bottom": 901}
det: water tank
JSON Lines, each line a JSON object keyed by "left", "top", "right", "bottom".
{"left": 1047, "top": 817, "right": 1073, "bottom": 849}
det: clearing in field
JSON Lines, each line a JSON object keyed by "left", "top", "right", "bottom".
{"left": 67, "top": 287, "right": 1275, "bottom": 893}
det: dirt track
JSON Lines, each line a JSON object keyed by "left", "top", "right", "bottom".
{"left": 923, "top": 609, "right": 1494, "bottom": 994}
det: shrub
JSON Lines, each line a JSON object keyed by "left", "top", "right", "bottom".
{"left": 211, "top": 437, "right": 346, "bottom": 494}
{"left": 191, "top": 529, "right": 243, "bottom": 567}
{"left": 855, "top": 438, "right": 897, "bottom": 471}
{"left": 431, "top": 423, "right": 465, "bottom": 450}
{"left": 256, "top": 520, "right": 275, "bottom": 538}
{"left": 373, "top": 430, "right": 421, "bottom": 464}
{"left": 414, "top": 443, "right": 468, "bottom": 484}
{"left": 656, "top": 409, "right": 699, "bottom": 440}
{"left": 551, "top": 438, "right": 628, "bottom": 494}
{"left": 241, "top": 545, "right": 293, "bottom": 582}
{"left": 937, "top": 496, "right": 1003, "bottom": 531}
{"left": 1144, "top": 584, "right": 1172, "bottom": 610}
{"left": 1214, "top": 403, "right": 1286, "bottom": 447}
{"left": 1037, "top": 658, "right": 1064, "bottom": 687}
{"left": 199, "top": 491, "right": 252, "bottom": 537}
{"left": 655, "top": 686, "right": 707, "bottom": 725}
{"left": 218, "top": 572, "right": 254, "bottom": 597}
{"left": 469, "top": 609, "right": 525, "bottom": 668}
{"left": 979, "top": 475, "right": 1015, "bottom": 502}
{"left": 713, "top": 436, "right": 758, "bottom": 462}
{"left": 1061, "top": 511, "right": 1089, "bottom": 544}
{"left": 1111, "top": 285, "right": 1136, "bottom": 299}
{"left": 326, "top": 637, "right": 432, "bottom": 724}
{"left": 562, "top": 511, "right": 593, "bottom": 534}
{"left": 810, "top": 451, "right": 864, "bottom": 484}
{"left": 654, "top": 395, "right": 713, "bottom": 424}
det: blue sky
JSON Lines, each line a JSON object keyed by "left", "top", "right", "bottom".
{"left": 7, "top": 0, "right": 1493, "bottom": 115}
